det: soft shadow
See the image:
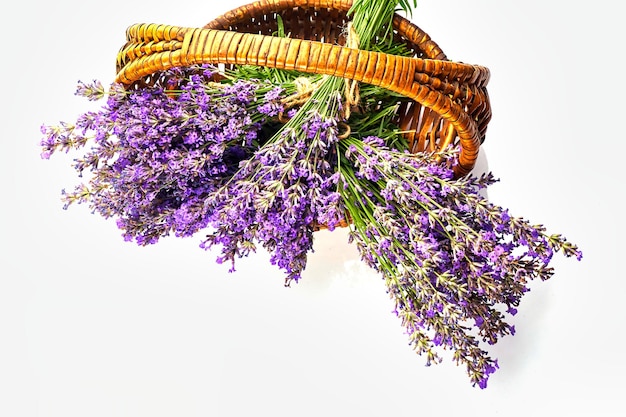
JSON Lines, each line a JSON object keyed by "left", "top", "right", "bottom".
{"left": 298, "top": 227, "right": 363, "bottom": 293}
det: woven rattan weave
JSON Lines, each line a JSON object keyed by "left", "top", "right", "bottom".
{"left": 115, "top": 0, "right": 491, "bottom": 175}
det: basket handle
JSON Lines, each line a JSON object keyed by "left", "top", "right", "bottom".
{"left": 116, "top": 24, "right": 489, "bottom": 175}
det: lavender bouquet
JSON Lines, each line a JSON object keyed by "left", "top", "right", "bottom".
{"left": 40, "top": 0, "right": 581, "bottom": 388}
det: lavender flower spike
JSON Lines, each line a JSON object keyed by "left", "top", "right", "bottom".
{"left": 338, "top": 135, "right": 582, "bottom": 388}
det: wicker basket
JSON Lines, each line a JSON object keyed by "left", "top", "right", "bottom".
{"left": 115, "top": 0, "right": 491, "bottom": 176}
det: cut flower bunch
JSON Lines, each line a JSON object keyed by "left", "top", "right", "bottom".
{"left": 40, "top": 0, "right": 581, "bottom": 388}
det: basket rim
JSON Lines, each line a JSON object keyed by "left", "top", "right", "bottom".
{"left": 203, "top": 0, "right": 448, "bottom": 61}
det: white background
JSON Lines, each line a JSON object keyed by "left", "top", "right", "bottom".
{"left": 2, "top": 0, "right": 623, "bottom": 415}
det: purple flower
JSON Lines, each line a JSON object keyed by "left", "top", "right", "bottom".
{"left": 40, "top": 65, "right": 272, "bottom": 244}
{"left": 338, "top": 135, "right": 582, "bottom": 388}
{"left": 202, "top": 104, "right": 346, "bottom": 285}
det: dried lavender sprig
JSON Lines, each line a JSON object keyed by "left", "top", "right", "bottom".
{"left": 40, "top": 65, "right": 289, "bottom": 244}
{"left": 201, "top": 88, "right": 346, "bottom": 285}
{"left": 337, "top": 135, "right": 582, "bottom": 388}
